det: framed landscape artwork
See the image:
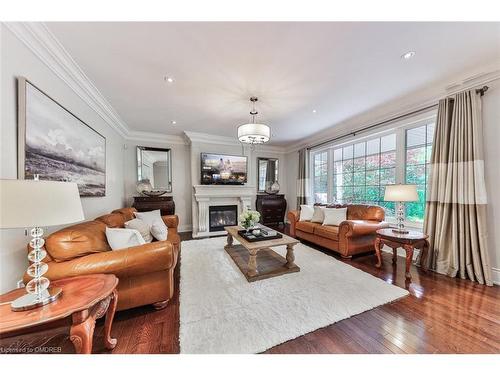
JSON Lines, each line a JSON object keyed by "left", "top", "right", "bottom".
{"left": 17, "top": 77, "right": 106, "bottom": 197}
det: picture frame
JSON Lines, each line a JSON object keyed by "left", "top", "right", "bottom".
{"left": 17, "top": 77, "right": 106, "bottom": 197}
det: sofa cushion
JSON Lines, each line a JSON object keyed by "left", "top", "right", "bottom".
{"left": 314, "top": 225, "right": 339, "bottom": 241}
{"left": 295, "top": 221, "right": 320, "bottom": 234}
{"left": 95, "top": 213, "right": 126, "bottom": 228}
{"left": 112, "top": 207, "right": 137, "bottom": 222}
{"left": 347, "top": 205, "right": 385, "bottom": 221}
{"left": 45, "top": 220, "right": 111, "bottom": 262}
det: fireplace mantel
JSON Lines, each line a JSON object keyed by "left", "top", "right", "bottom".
{"left": 192, "top": 185, "right": 256, "bottom": 238}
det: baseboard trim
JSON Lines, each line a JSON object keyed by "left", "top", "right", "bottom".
{"left": 178, "top": 224, "right": 193, "bottom": 233}
{"left": 492, "top": 267, "right": 500, "bottom": 286}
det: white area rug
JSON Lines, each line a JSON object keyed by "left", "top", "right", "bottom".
{"left": 179, "top": 236, "right": 408, "bottom": 353}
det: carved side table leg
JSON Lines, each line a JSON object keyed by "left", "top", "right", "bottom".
{"left": 374, "top": 236, "right": 382, "bottom": 268}
{"left": 247, "top": 250, "right": 258, "bottom": 277}
{"left": 403, "top": 244, "right": 414, "bottom": 279}
{"left": 70, "top": 310, "right": 96, "bottom": 354}
{"left": 104, "top": 289, "right": 118, "bottom": 350}
{"left": 392, "top": 248, "right": 398, "bottom": 264}
{"left": 285, "top": 244, "right": 296, "bottom": 269}
{"left": 421, "top": 240, "right": 430, "bottom": 272}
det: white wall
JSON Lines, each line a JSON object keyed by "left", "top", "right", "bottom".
{"left": 0, "top": 25, "right": 126, "bottom": 292}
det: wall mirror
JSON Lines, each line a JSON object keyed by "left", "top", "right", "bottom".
{"left": 257, "top": 157, "right": 279, "bottom": 192}
{"left": 137, "top": 146, "right": 172, "bottom": 192}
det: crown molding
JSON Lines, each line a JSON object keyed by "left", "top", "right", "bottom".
{"left": 284, "top": 65, "right": 500, "bottom": 154}
{"left": 125, "top": 130, "right": 187, "bottom": 145}
{"left": 183, "top": 130, "right": 286, "bottom": 153}
{"left": 4, "top": 22, "right": 130, "bottom": 138}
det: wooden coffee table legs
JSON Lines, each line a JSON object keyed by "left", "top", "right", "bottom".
{"left": 248, "top": 250, "right": 258, "bottom": 277}
{"left": 69, "top": 288, "right": 118, "bottom": 354}
{"left": 285, "top": 244, "right": 296, "bottom": 269}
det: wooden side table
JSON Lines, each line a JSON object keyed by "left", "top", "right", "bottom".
{"left": 374, "top": 228, "right": 429, "bottom": 279}
{"left": 0, "top": 274, "right": 118, "bottom": 354}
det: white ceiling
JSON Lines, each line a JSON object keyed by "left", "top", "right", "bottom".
{"left": 46, "top": 22, "right": 500, "bottom": 146}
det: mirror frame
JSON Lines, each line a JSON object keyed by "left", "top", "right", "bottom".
{"left": 257, "top": 157, "right": 279, "bottom": 193}
{"left": 136, "top": 146, "right": 173, "bottom": 193}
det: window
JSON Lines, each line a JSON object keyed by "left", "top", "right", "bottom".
{"left": 405, "top": 123, "right": 434, "bottom": 222}
{"left": 313, "top": 151, "right": 328, "bottom": 204}
{"left": 332, "top": 134, "right": 397, "bottom": 216}
{"left": 310, "top": 116, "right": 435, "bottom": 225}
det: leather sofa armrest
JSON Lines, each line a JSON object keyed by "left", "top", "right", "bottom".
{"left": 162, "top": 214, "right": 179, "bottom": 228}
{"left": 287, "top": 210, "right": 300, "bottom": 237}
{"left": 23, "top": 241, "right": 176, "bottom": 284}
{"left": 162, "top": 214, "right": 180, "bottom": 247}
{"left": 339, "top": 220, "right": 389, "bottom": 238}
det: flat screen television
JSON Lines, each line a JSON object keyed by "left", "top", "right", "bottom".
{"left": 201, "top": 153, "right": 247, "bottom": 185}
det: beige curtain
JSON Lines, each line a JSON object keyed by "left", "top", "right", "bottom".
{"left": 296, "top": 148, "right": 309, "bottom": 209}
{"left": 423, "top": 89, "right": 492, "bottom": 286}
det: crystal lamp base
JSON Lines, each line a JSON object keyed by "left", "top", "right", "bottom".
{"left": 10, "top": 287, "right": 62, "bottom": 312}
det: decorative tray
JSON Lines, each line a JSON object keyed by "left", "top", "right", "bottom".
{"left": 237, "top": 229, "right": 283, "bottom": 242}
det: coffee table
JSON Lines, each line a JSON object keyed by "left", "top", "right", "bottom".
{"left": 224, "top": 226, "right": 300, "bottom": 282}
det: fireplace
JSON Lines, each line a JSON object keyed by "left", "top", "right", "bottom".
{"left": 209, "top": 205, "right": 238, "bottom": 232}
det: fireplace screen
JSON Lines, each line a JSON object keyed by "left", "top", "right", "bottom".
{"left": 209, "top": 205, "right": 238, "bottom": 232}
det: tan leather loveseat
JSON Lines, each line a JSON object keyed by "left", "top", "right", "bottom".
{"left": 288, "top": 204, "right": 389, "bottom": 258}
{"left": 23, "top": 208, "right": 179, "bottom": 311}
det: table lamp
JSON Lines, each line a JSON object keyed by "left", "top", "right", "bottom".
{"left": 0, "top": 177, "right": 84, "bottom": 311}
{"left": 383, "top": 184, "right": 418, "bottom": 234}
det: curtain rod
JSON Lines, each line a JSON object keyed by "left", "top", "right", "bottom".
{"left": 307, "top": 85, "right": 489, "bottom": 151}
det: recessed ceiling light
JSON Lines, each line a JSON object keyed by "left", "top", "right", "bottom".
{"left": 312, "top": 109, "right": 317, "bottom": 113}
{"left": 171, "top": 120, "right": 177, "bottom": 125}
{"left": 164, "top": 76, "right": 174, "bottom": 83}
{"left": 401, "top": 51, "right": 416, "bottom": 60}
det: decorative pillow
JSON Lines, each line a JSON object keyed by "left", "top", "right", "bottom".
{"left": 299, "top": 205, "right": 314, "bottom": 221}
{"left": 322, "top": 207, "right": 347, "bottom": 226}
{"left": 105, "top": 227, "right": 145, "bottom": 250}
{"left": 134, "top": 209, "right": 163, "bottom": 226}
{"left": 311, "top": 206, "right": 325, "bottom": 223}
{"left": 125, "top": 218, "right": 153, "bottom": 243}
{"left": 151, "top": 219, "right": 168, "bottom": 241}
{"left": 134, "top": 210, "right": 169, "bottom": 241}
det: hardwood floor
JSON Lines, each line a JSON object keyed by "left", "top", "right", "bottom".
{"left": 69, "top": 226, "right": 500, "bottom": 354}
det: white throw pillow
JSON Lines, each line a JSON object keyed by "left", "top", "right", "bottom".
{"left": 105, "top": 227, "right": 145, "bottom": 250}
{"left": 125, "top": 218, "right": 153, "bottom": 243}
{"left": 151, "top": 219, "right": 168, "bottom": 241}
{"left": 322, "top": 207, "right": 347, "bottom": 226}
{"left": 134, "top": 209, "right": 163, "bottom": 226}
{"left": 311, "top": 206, "right": 325, "bottom": 223}
{"left": 299, "top": 205, "right": 314, "bottom": 221}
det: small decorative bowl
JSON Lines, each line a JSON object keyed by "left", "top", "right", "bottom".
{"left": 142, "top": 190, "right": 167, "bottom": 197}
{"left": 252, "top": 229, "right": 261, "bottom": 236}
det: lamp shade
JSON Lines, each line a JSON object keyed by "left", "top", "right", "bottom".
{"left": 384, "top": 184, "right": 419, "bottom": 202}
{"left": 0, "top": 180, "right": 84, "bottom": 228}
{"left": 237, "top": 123, "right": 271, "bottom": 144}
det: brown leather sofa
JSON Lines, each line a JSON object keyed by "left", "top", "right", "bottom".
{"left": 23, "top": 207, "right": 180, "bottom": 311}
{"left": 288, "top": 204, "right": 389, "bottom": 258}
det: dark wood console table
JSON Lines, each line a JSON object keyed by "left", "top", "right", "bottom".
{"left": 256, "top": 194, "right": 287, "bottom": 226}
{"left": 133, "top": 196, "right": 175, "bottom": 215}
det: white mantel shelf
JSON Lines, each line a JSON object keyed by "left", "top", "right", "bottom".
{"left": 192, "top": 185, "right": 257, "bottom": 238}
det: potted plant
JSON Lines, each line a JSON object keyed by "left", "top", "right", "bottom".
{"left": 239, "top": 209, "right": 261, "bottom": 233}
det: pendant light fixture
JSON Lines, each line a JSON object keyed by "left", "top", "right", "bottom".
{"left": 237, "top": 96, "right": 270, "bottom": 145}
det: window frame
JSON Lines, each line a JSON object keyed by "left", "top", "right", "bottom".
{"left": 309, "top": 111, "right": 437, "bottom": 229}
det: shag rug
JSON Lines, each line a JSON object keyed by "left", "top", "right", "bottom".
{"left": 179, "top": 236, "right": 408, "bottom": 353}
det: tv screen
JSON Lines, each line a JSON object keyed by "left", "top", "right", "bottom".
{"left": 201, "top": 153, "right": 247, "bottom": 185}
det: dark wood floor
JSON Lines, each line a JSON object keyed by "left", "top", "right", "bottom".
{"left": 75, "top": 226, "right": 500, "bottom": 354}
